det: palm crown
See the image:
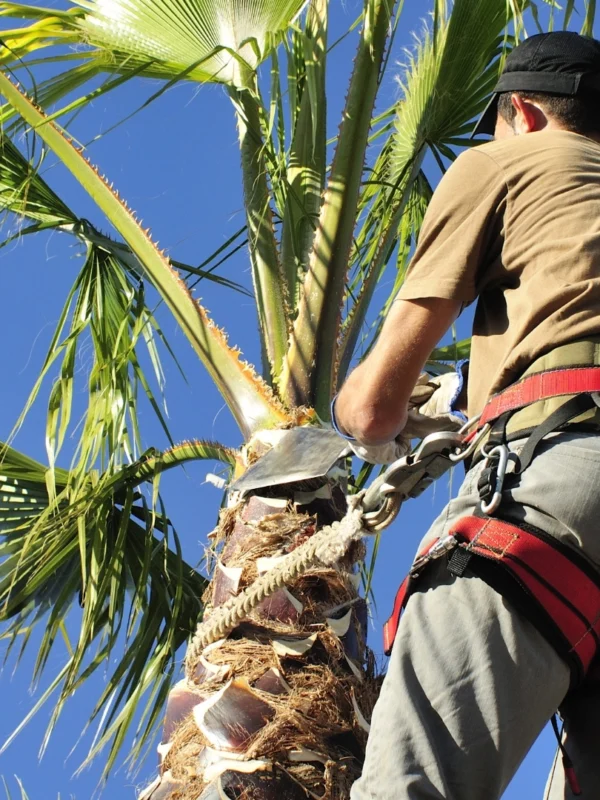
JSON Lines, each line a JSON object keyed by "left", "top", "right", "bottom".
{"left": 0, "top": 0, "right": 591, "bottom": 793}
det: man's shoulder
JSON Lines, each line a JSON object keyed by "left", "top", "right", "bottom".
{"left": 439, "top": 144, "right": 506, "bottom": 192}
{"left": 465, "top": 134, "right": 542, "bottom": 168}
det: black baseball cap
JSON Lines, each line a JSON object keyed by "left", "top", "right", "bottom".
{"left": 473, "top": 32, "right": 600, "bottom": 137}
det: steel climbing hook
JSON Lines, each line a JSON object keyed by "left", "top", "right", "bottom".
{"left": 362, "top": 431, "right": 467, "bottom": 531}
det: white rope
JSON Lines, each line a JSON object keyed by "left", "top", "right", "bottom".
{"left": 185, "top": 493, "right": 368, "bottom": 677}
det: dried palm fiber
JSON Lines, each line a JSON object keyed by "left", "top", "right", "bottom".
{"left": 186, "top": 494, "right": 367, "bottom": 663}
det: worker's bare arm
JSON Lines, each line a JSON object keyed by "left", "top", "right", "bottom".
{"left": 334, "top": 297, "right": 461, "bottom": 445}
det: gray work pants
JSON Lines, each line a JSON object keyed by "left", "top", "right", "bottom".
{"left": 351, "top": 432, "right": 600, "bottom": 800}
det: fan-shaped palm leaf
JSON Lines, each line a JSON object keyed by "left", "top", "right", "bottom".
{"left": 0, "top": 0, "right": 309, "bottom": 87}
{"left": 337, "top": 0, "right": 520, "bottom": 383}
{"left": 0, "top": 439, "right": 235, "bottom": 779}
{"left": 77, "top": 0, "right": 308, "bottom": 85}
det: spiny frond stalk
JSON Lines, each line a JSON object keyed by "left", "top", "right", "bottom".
{"left": 229, "top": 83, "right": 291, "bottom": 384}
{"left": 280, "top": 0, "right": 328, "bottom": 306}
{"left": 0, "top": 71, "right": 290, "bottom": 438}
{"left": 282, "top": 0, "right": 398, "bottom": 416}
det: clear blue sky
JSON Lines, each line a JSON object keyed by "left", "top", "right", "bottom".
{"left": 0, "top": 1, "right": 589, "bottom": 797}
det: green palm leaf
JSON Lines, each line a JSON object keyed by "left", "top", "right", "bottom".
{"left": 1, "top": 0, "right": 309, "bottom": 87}
{"left": 0, "top": 74, "right": 290, "bottom": 437}
{"left": 0, "top": 439, "right": 234, "bottom": 778}
{"left": 76, "top": 0, "right": 308, "bottom": 85}
{"left": 282, "top": 0, "right": 399, "bottom": 414}
{"left": 0, "top": 135, "right": 76, "bottom": 226}
{"left": 337, "top": 0, "right": 519, "bottom": 382}
{"left": 1, "top": 776, "right": 32, "bottom": 800}
{"left": 388, "top": 0, "right": 512, "bottom": 185}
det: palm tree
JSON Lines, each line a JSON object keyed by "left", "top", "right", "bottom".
{"left": 0, "top": 0, "right": 588, "bottom": 796}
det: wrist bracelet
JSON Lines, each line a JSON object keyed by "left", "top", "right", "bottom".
{"left": 330, "top": 394, "right": 357, "bottom": 441}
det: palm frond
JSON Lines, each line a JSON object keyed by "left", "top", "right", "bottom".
{"left": 339, "top": 170, "right": 433, "bottom": 380}
{"left": 1, "top": 0, "right": 309, "bottom": 87}
{"left": 428, "top": 337, "right": 471, "bottom": 363}
{"left": 77, "top": 0, "right": 308, "bottom": 85}
{"left": 337, "top": 0, "right": 519, "bottom": 381}
{"left": 0, "top": 134, "right": 76, "bottom": 227}
{"left": 11, "top": 238, "right": 175, "bottom": 481}
{"left": 0, "top": 73, "right": 291, "bottom": 437}
{"left": 0, "top": 4, "right": 84, "bottom": 65}
{"left": 388, "top": 0, "right": 514, "bottom": 184}
{"left": 282, "top": 0, "right": 399, "bottom": 415}
{"left": 581, "top": 0, "right": 597, "bottom": 33}
{"left": 1, "top": 776, "right": 31, "bottom": 800}
{"left": 280, "top": 0, "right": 327, "bottom": 306}
{"left": 0, "top": 439, "right": 233, "bottom": 779}
{"left": 228, "top": 83, "right": 291, "bottom": 383}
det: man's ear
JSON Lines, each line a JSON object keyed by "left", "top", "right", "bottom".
{"left": 511, "top": 93, "right": 548, "bottom": 134}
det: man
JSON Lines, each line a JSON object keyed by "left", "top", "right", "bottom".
{"left": 335, "top": 32, "right": 600, "bottom": 799}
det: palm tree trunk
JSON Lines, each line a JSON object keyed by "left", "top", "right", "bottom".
{"left": 141, "top": 468, "right": 379, "bottom": 800}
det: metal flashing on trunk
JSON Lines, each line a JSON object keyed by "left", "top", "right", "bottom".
{"left": 232, "top": 427, "right": 349, "bottom": 494}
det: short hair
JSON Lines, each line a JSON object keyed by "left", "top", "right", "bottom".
{"left": 497, "top": 90, "right": 600, "bottom": 135}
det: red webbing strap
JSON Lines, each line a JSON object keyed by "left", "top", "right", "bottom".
{"left": 383, "top": 516, "right": 600, "bottom": 673}
{"left": 383, "top": 576, "right": 410, "bottom": 655}
{"left": 479, "top": 367, "right": 600, "bottom": 428}
{"left": 383, "top": 538, "right": 439, "bottom": 656}
{"left": 455, "top": 517, "right": 600, "bottom": 673}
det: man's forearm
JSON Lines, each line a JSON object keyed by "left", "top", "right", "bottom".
{"left": 334, "top": 297, "right": 461, "bottom": 444}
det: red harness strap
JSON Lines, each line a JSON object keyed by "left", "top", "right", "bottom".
{"left": 383, "top": 516, "right": 600, "bottom": 686}
{"left": 478, "top": 366, "right": 600, "bottom": 429}
{"left": 383, "top": 538, "right": 439, "bottom": 656}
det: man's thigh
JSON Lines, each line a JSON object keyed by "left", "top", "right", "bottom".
{"left": 351, "top": 552, "right": 569, "bottom": 800}
{"left": 352, "top": 432, "right": 600, "bottom": 800}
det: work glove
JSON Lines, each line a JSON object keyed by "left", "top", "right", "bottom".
{"left": 348, "top": 433, "right": 412, "bottom": 466}
{"left": 403, "top": 366, "right": 468, "bottom": 439}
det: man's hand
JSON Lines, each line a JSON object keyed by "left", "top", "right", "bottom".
{"left": 348, "top": 434, "right": 412, "bottom": 465}
{"left": 345, "top": 368, "right": 467, "bottom": 463}
{"left": 403, "top": 369, "right": 468, "bottom": 438}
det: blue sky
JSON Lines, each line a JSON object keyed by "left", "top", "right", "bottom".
{"left": 0, "top": 0, "right": 588, "bottom": 797}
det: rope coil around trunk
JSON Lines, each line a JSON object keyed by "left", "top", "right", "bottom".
{"left": 185, "top": 493, "right": 367, "bottom": 677}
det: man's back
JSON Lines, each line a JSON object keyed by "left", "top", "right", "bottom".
{"left": 398, "top": 129, "right": 600, "bottom": 415}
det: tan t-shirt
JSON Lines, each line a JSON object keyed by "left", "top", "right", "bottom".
{"left": 397, "top": 130, "right": 600, "bottom": 417}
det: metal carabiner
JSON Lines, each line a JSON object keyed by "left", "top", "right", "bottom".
{"left": 361, "top": 431, "right": 466, "bottom": 532}
{"left": 362, "top": 493, "right": 403, "bottom": 532}
{"left": 479, "top": 444, "right": 510, "bottom": 515}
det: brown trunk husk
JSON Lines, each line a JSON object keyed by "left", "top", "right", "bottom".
{"left": 140, "top": 475, "right": 380, "bottom": 800}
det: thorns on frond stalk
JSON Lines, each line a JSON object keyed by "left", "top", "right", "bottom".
{"left": 0, "top": 69, "right": 292, "bottom": 437}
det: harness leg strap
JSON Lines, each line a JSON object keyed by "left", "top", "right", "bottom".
{"left": 384, "top": 515, "right": 600, "bottom": 690}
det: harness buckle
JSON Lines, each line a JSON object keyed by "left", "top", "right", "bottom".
{"left": 410, "top": 534, "right": 459, "bottom": 577}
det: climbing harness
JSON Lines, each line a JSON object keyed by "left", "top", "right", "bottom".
{"left": 382, "top": 363, "right": 600, "bottom": 797}
{"left": 476, "top": 365, "right": 600, "bottom": 430}
{"left": 383, "top": 514, "right": 600, "bottom": 684}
